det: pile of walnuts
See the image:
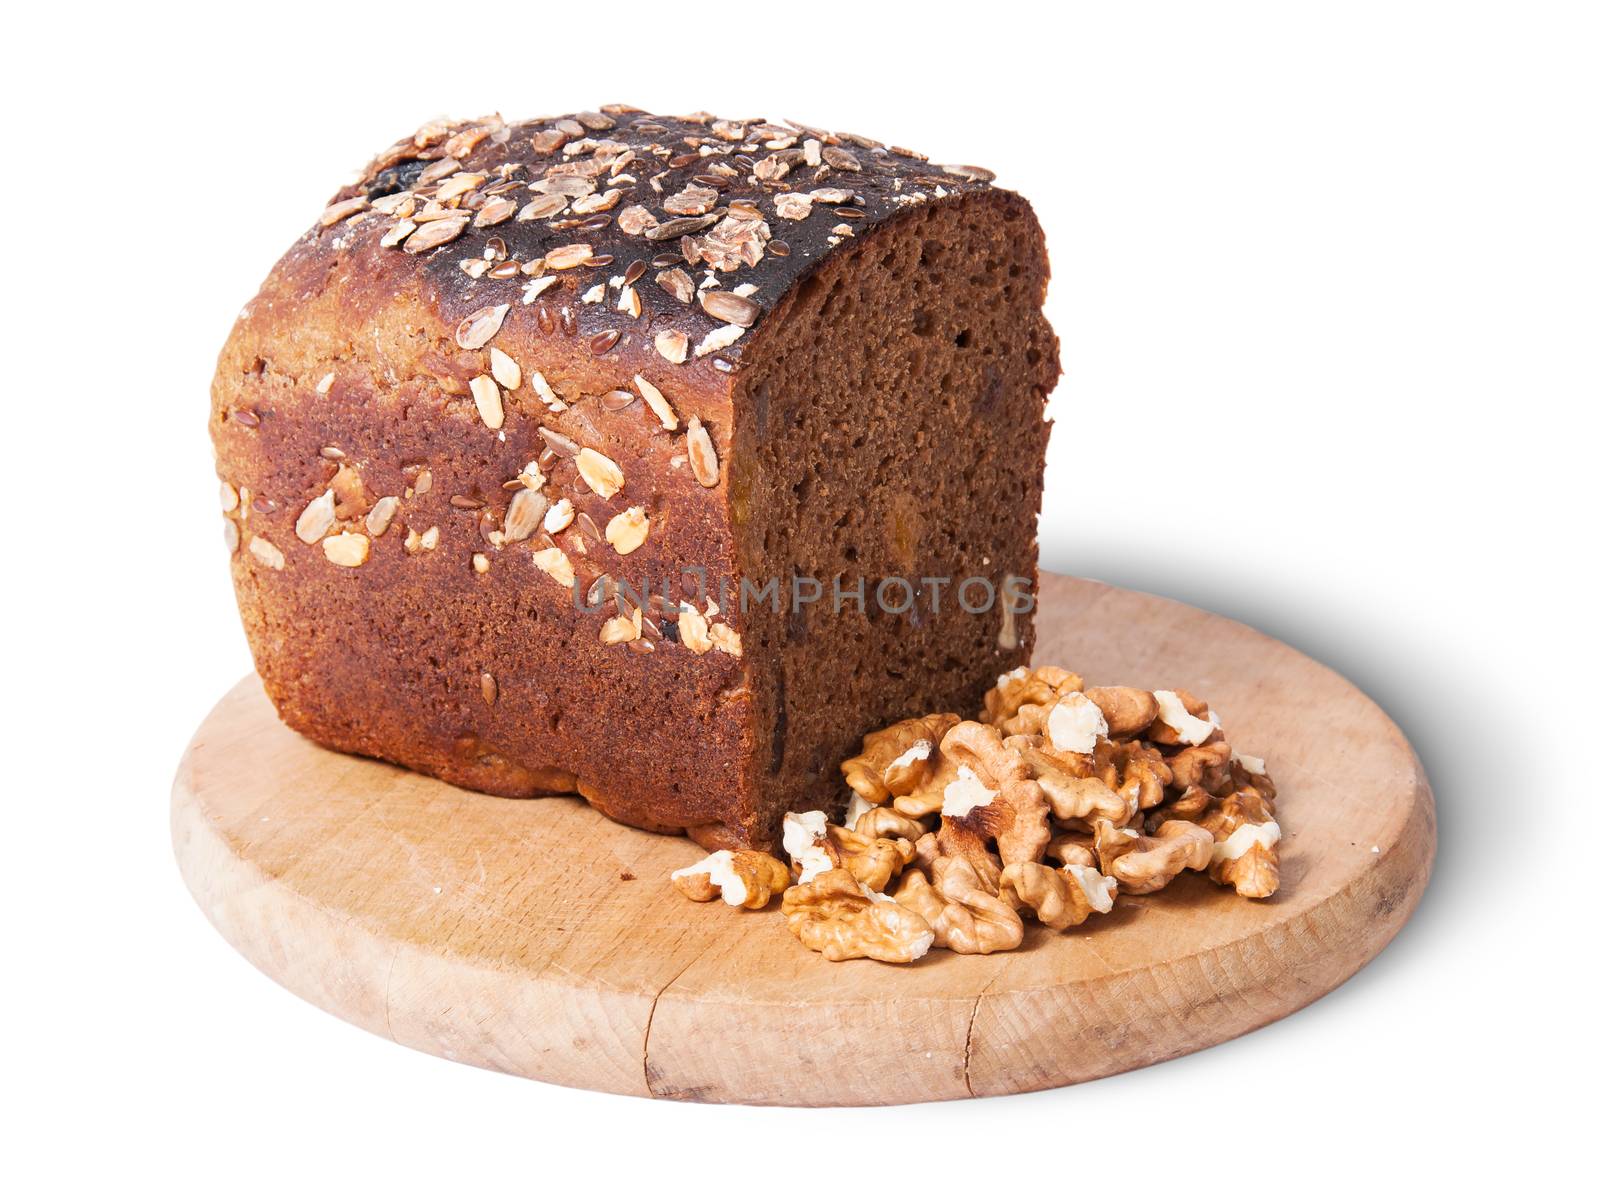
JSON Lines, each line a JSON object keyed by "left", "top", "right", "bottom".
{"left": 671, "top": 666, "right": 1282, "bottom": 963}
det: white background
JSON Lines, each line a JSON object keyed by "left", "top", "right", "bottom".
{"left": 3, "top": 1, "right": 1594, "bottom": 1175}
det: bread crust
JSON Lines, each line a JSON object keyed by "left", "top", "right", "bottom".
{"left": 211, "top": 108, "right": 1046, "bottom": 849}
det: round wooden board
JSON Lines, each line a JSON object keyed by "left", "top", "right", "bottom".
{"left": 172, "top": 573, "right": 1434, "bottom": 1106}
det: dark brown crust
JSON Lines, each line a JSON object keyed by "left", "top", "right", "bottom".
{"left": 210, "top": 107, "right": 1052, "bottom": 850}
{"left": 326, "top": 109, "right": 1001, "bottom": 373}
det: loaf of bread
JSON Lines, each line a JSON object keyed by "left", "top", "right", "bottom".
{"left": 211, "top": 107, "right": 1058, "bottom": 851}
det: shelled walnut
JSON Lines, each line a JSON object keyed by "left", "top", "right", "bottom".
{"left": 999, "top": 861, "right": 1118, "bottom": 930}
{"left": 669, "top": 665, "right": 1284, "bottom": 963}
{"left": 670, "top": 849, "right": 790, "bottom": 909}
{"left": 840, "top": 713, "right": 961, "bottom": 805}
{"left": 780, "top": 869, "right": 936, "bottom": 963}
{"left": 1093, "top": 819, "right": 1214, "bottom": 894}
{"left": 1202, "top": 787, "right": 1282, "bottom": 898}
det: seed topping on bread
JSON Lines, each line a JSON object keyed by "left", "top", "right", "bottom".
{"left": 318, "top": 107, "right": 995, "bottom": 370}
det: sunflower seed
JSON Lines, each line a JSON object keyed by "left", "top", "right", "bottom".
{"left": 456, "top": 303, "right": 511, "bottom": 349}
{"left": 249, "top": 536, "right": 285, "bottom": 569}
{"left": 617, "top": 205, "right": 659, "bottom": 235}
{"left": 522, "top": 275, "right": 560, "bottom": 303}
{"left": 503, "top": 487, "right": 547, "bottom": 541}
{"left": 646, "top": 214, "right": 719, "bottom": 241}
{"left": 519, "top": 193, "right": 568, "bottom": 221}
{"left": 654, "top": 329, "right": 690, "bottom": 364}
{"left": 469, "top": 374, "right": 505, "bottom": 429}
{"left": 542, "top": 499, "right": 573, "bottom": 534}
{"left": 655, "top": 267, "right": 695, "bottom": 303}
{"left": 294, "top": 489, "right": 336, "bottom": 544}
{"left": 821, "top": 145, "right": 861, "bottom": 171}
{"left": 699, "top": 290, "right": 759, "bottom": 327}
{"left": 686, "top": 417, "right": 720, "bottom": 487}
{"left": 605, "top": 506, "right": 650, "bottom": 554}
{"left": 532, "top": 371, "right": 568, "bottom": 413}
{"left": 585, "top": 572, "right": 614, "bottom": 607}
{"left": 435, "top": 172, "right": 487, "bottom": 201}
{"left": 600, "top": 608, "right": 643, "bottom": 645}
{"left": 381, "top": 219, "right": 417, "bottom": 248}
{"left": 538, "top": 426, "right": 579, "bottom": 456}
{"left": 575, "top": 448, "right": 625, "bottom": 498}
{"left": 577, "top": 511, "right": 602, "bottom": 545}
{"left": 489, "top": 347, "right": 521, "bottom": 389}
{"left": 320, "top": 196, "right": 368, "bottom": 226}
{"left": 365, "top": 496, "right": 400, "bottom": 537}
{"left": 532, "top": 547, "right": 575, "bottom": 587}
{"left": 544, "top": 243, "right": 595, "bottom": 270}
{"left": 695, "top": 324, "right": 745, "bottom": 356}
{"left": 403, "top": 216, "right": 468, "bottom": 252}
{"left": 634, "top": 375, "right": 678, "bottom": 430}
{"left": 322, "top": 532, "right": 369, "bottom": 567}
{"left": 473, "top": 198, "right": 515, "bottom": 229}
{"left": 773, "top": 192, "right": 813, "bottom": 220}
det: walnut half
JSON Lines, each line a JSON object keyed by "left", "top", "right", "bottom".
{"left": 840, "top": 713, "right": 961, "bottom": 805}
{"left": 780, "top": 869, "right": 936, "bottom": 963}
{"left": 782, "top": 809, "right": 912, "bottom": 891}
{"left": 1094, "top": 819, "right": 1214, "bottom": 894}
{"left": 938, "top": 721, "right": 1051, "bottom": 867}
{"left": 894, "top": 857, "right": 1024, "bottom": 955}
{"left": 670, "top": 849, "right": 790, "bottom": 909}
{"left": 1000, "top": 861, "right": 1119, "bottom": 930}
{"left": 1202, "top": 788, "right": 1282, "bottom": 898}
{"left": 979, "top": 665, "right": 1084, "bottom": 732}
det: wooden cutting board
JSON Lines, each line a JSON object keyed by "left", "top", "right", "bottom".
{"left": 171, "top": 573, "right": 1434, "bottom": 1105}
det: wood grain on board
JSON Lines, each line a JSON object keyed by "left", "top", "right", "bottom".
{"left": 171, "top": 573, "right": 1435, "bottom": 1105}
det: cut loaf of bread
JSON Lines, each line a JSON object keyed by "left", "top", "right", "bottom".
{"left": 211, "top": 107, "right": 1058, "bottom": 851}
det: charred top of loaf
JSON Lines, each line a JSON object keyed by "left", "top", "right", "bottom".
{"left": 306, "top": 107, "right": 1000, "bottom": 371}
